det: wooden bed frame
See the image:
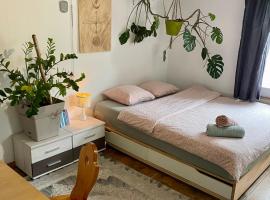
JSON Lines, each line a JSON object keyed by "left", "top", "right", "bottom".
{"left": 105, "top": 126, "right": 270, "bottom": 200}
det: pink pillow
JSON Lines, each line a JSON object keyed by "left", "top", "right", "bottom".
{"left": 139, "top": 81, "right": 179, "bottom": 97}
{"left": 103, "top": 85, "right": 155, "bottom": 105}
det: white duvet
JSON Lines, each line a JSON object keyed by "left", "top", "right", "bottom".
{"left": 118, "top": 85, "right": 270, "bottom": 180}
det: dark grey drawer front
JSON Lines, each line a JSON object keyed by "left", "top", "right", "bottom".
{"left": 73, "top": 137, "right": 106, "bottom": 160}
{"left": 32, "top": 149, "right": 73, "bottom": 177}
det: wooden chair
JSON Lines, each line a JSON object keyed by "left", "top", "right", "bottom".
{"left": 51, "top": 143, "right": 99, "bottom": 200}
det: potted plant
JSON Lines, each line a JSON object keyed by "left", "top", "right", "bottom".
{"left": 119, "top": 1, "right": 160, "bottom": 45}
{"left": 165, "top": 0, "right": 183, "bottom": 36}
{"left": 0, "top": 35, "right": 85, "bottom": 141}
{"left": 165, "top": 19, "right": 183, "bottom": 36}
{"left": 119, "top": 0, "right": 224, "bottom": 79}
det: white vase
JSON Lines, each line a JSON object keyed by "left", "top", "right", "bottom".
{"left": 17, "top": 100, "right": 65, "bottom": 141}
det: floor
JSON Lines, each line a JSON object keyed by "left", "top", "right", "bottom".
{"left": 104, "top": 146, "right": 270, "bottom": 200}
{"left": 10, "top": 145, "right": 270, "bottom": 200}
{"left": 104, "top": 146, "right": 217, "bottom": 200}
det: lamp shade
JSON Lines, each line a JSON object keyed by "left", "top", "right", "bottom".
{"left": 76, "top": 92, "right": 91, "bottom": 108}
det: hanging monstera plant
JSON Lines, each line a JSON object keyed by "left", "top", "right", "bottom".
{"left": 119, "top": 0, "right": 224, "bottom": 79}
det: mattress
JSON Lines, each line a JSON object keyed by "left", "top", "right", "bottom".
{"left": 94, "top": 99, "right": 270, "bottom": 181}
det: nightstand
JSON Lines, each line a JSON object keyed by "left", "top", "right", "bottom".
{"left": 64, "top": 117, "right": 106, "bottom": 160}
{"left": 13, "top": 117, "right": 105, "bottom": 179}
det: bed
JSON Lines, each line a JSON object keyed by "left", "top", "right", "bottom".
{"left": 94, "top": 85, "right": 270, "bottom": 200}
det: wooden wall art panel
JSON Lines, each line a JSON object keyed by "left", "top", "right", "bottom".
{"left": 78, "top": 0, "right": 111, "bottom": 53}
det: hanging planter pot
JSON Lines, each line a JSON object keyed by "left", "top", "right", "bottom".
{"left": 165, "top": 19, "right": 183, "bottom": 36}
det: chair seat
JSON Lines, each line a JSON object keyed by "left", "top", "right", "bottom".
{"left": 50, "top": 194, "right": 70, "bottom": 200}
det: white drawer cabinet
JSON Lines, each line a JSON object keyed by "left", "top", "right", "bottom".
{"left": 72, "top": 126, "right": 105, "bottom": 148}
{"left": 31, "top": 137, "right": 72, "bottom": 163}
{"left": 13, "top": 117, "right": 105, "bottom": 179}
{"left": 64, "top": 117, "right": 106, "bottom": 160}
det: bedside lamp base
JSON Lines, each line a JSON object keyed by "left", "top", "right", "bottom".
{"left": 80, "top": 107, "right": 88, "bottom": 121}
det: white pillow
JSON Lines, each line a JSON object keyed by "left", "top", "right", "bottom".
{"left": 139, "top": 81, "right": 179, "bottom": 97}
{"left": 103, "top": 85, "right": 155, "bottom": 105}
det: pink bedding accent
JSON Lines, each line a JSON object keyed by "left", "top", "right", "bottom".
{"left": 103, "top": 85, "right": 155, "bottom": 106}
{"left": 118, "top": 85, "right": 220, "bottom": 133}
{"left": 139, "top": 80, "right": 179, "bottom": 97}
{"left": 118, "top": 86, "right": 270, "bottom": 180}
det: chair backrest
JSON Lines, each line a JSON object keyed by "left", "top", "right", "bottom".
{"left": 70, "top": 143, "right": 99, "bottom": 200}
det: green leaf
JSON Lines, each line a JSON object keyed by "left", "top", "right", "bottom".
{"left": 64, "top": 54, "right": 78, "bottom": 60}
{"left": 5, "top": 61, "right": 10, "bottom": 68}
{"left": 119, "top": 29, "right": 130, "bottom": 45}
{"left": 151, "top": 16, "right": 160, "bottom": 37}
{"left": 183, "top": 29, "right": 196, "bottom": 52}
{"left": 131, "top": 23, "right": 152, "bottom": 43}
{"left": 207, "top": 54, "right": 224, "bottom": 79}
{"left": 4, "top": 88, "right": 12, "bottom": 94}
{"left": 28, "top": 72, "right": 36, "bottom": 79}
{"left": 60, "top": 53, "right": 64, "bottom": 61}
{"left": 75, "top": 73, "right": 85, "bottom": 82}
{"left": 211, "top": 27, "right": 223, "bottom": 44}
{"left": 163, "top": 50, "right": 167, "bottom": 62}
{"left": 201, "top": 48, "right": 208, "bottom": 60}
{"left": 0, "top": 90, "right": 6, "bottom": 97}
{"left": 10, "top": 100, "right": 17, "bottom": 106}
{"left": 208, "top": 13, "right": 216, "bottom": 21}
{"left": 25, "top": 58, "right": 32, "bottom": 63}
{"left": 55, "top": 84, "right": 67, "bottom": 96}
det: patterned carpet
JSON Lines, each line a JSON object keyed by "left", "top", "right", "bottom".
{"left": 30, "top": 155, "right": 189, "bottom": 200}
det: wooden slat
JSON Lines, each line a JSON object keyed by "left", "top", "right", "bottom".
{"left": 233, "top": 152, "right": 270, "bottom": 200}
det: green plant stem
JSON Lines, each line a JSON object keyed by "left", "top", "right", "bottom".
{"left": 126, "top": 1, "right": 142, "bottom": 29}
{"left": 144, "top": 0, "right": 168, "bottom": 19}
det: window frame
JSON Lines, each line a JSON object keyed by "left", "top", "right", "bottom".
{"left": 261, "top": 87, "right": 270, "bottom": 98}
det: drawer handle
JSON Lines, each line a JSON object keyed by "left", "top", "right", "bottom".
{"left": 47, "top": 160, "right": 62, "bottom": 167}
{"left": 45, "top": 147, "right": 60, "bottom": 154}
{"left": 84, "top": 134, "right": 96, "bottom": 140}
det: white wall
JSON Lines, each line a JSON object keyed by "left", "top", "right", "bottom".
{"left": 167, "top": 0, "right": 245, "bottom": 96}
{"left": 0, "top": 0, "right": 245, "bottom": 162}
{"left": 0, "top": 0, "right": 167, "bottom": 162}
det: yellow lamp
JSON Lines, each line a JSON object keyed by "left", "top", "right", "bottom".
{"left": 76, "top": 92, "right": 91, "bottom": 120}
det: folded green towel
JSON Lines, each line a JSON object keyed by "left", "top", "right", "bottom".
{"left": 206, "top": 124, "right": 245, "bottom": 138}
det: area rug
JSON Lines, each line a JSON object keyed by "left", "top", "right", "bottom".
{"left": 30, "top": 155, "right": 189, "bottom": 200}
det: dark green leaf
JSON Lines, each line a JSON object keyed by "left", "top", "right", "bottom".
{"left": 5, "top": 61, "right": 10, "bottom": 68}
{"left": 55, "top": 84, "right": 67, "bottom": 96}
{"left": 25, "top": 58, "right": 32, "bottom": 62}
{"left": 208, "top": 13, "right": 216, "bottom": 21}
{"left": 163, "top": 50, "right": 167, "bottom": 62}
{"left": 119, "top": 29, "right": 130, "bottom": 45}
{"left": 10, "top": 100, "right": 17, "bottom": 106}
{"left": 151, "top": 16, "right": 160, "bottom": 37}
{"left": 207, "top": 54, "right": 224, "bottom": 79}
{"left": 183, "top": 29, "right": 196, "bottom": 52}
{"left": 75, "top": 73, "right": 85, "bottom": 82}
{"left": 64, "top": 54, "right": 78, "bottom": 60}
{"left": 60, "top": 53, "right": 64, "bottom": 61}
{"left": 211, "top": 27, "right": 223, "bottom": 44}
{"left": 4, "top": 88, "right": 12, "bottom": 94}
{"left": 28, "top": 72, "right": 36, "bottom": 79}
{"left": 131, "top": 23, "right": 152, "bottom": 43}
{"left": 131, "top": 23, "right": 138, "bottom": 34}
{"left": 0, "top": 90, "right": 6, "bottom": 97}
{"left": 201, "top": 48, "right": 208, "bottom": 60}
